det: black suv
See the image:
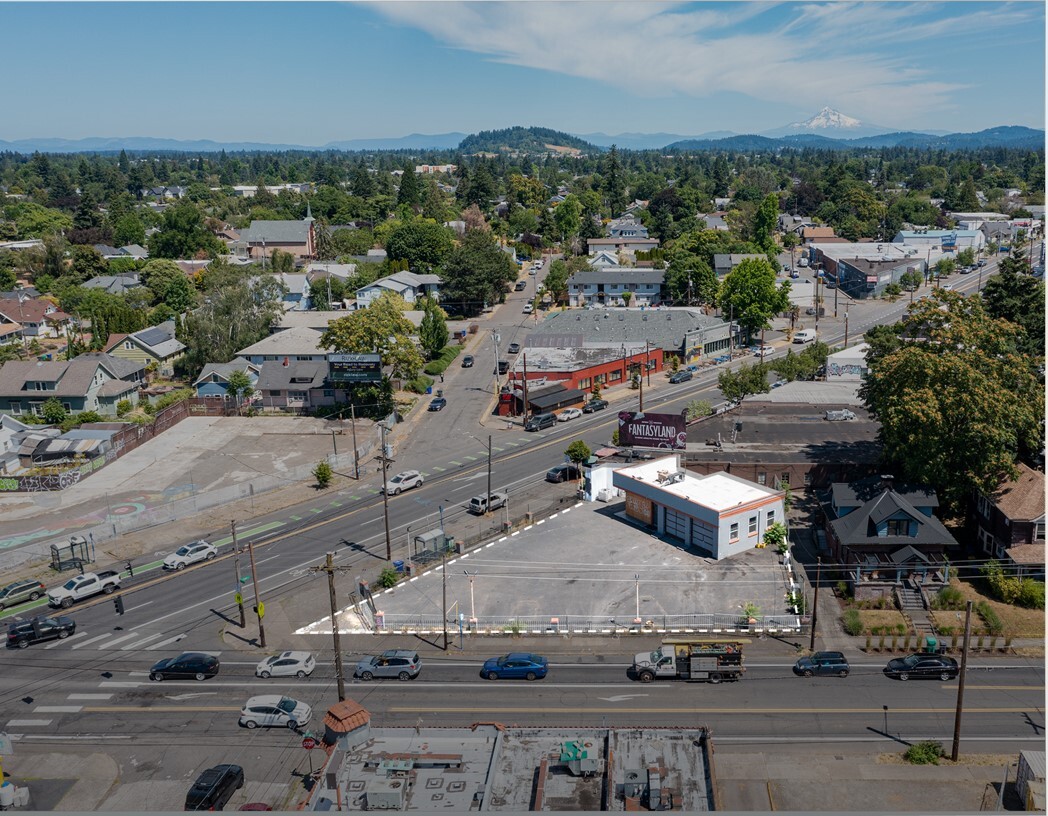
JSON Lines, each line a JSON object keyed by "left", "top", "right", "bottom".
{"left": 7, "top": 616, "right": 76, "bottom": 649}
{"left": 582, "top": 398, "right": 609, "bottom": 413}
{"left": 151, "top": 652, "right": 221, "bottom": 681}
{"left": 185, "top": 763, "right": 244, "bottom": 811}
{"left": 793, "top": 651, "right": 850, "bottom": 677}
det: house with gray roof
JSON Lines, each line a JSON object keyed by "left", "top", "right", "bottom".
{"left": 82, "top": 273, "right": 144, "bottom": 296}
{"left": 120, "top": 244, "right": 149, "bottom": 260}
{"left": 194, "top": 357, "right": 260, "bottom": 401}
{"left": 0, "top": 413, "right": 33, "bottom": 472}
{"left": 235, "top": 326, "right": 329, "bottom": 365}
{"left": 255, "top": 359, "right": 346, "bottom": 413}
{"left": 275, "top": 273, "right": 312, "bottom": 311}
{"left": 566, "top": 268, "right": 664, "bottom": 307}
{"left": 713, "top": 253, "right": 768, "bottom": 278}
{"left": 606, "top": 215, "right": 649, "bottom": 239}
{"left": 103, "top": 320, "right": 185, "bottom": 376}
{"left": 355, "top": 271, "right": 441, "bottom": 309}
{"left": 236, "top": 213, "right": 316, "bottom": 261}
{"left": 0, "top": 355, "right": 142, "bottom": 417}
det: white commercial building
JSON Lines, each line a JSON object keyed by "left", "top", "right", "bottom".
{"left": 612, "top": 455, "right": 785, "bottom": 560}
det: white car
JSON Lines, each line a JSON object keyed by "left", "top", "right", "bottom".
{"left": 163, "top": 540, "right": 217, "bottom": 570}
{"left": 752, "top": 345, "right": 774, "bottom": 358}
{"left": 255, "top": 651, "right": 316, "bottom": 679}
{"left": 239, "top": 695, "right": 311, "bottom": 730}
{"left": 523, "top": 303, "right": 534, "bottom": 314}
{"left": 383, "top": 470, "right": 424, "bottom": 495}
{"left": 557, "top": 408, "right": 582, "bottom": 422}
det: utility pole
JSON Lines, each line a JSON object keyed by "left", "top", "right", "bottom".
{"left": 809, "top": 557, "right": 822, "bottom": 651}
{"left": 521, "top": 353, "right": 530, "bottom": 421}
{"left": 487, "top": 435, "right": 492, "bottom": 504}
{"left": 379, "top": 424, "right": 393, "bottom": 562}
{"left": 441, "top": 549, "right": 449, "bottom": 652}
{"left": 491, "top": 330, "right": 501, "bottom": 399}
{"left": 950, "top": 600, "right": 973, "bottom": 761}
{"left": 245, "top": 532, "right": 266, "bottom": 647}
{"left": 349, "top": 404, "right": 359, "bottom": 480}
{"left": 844, "top": 311, "right": 850, "bottom": 347}
{"left": 645, "top": 341, "right": 651, "bottom": 387}
{"left": 309, "top": 552, "right": 351, "bottom": 701}
{"left": 638, "top": 355, "right": 644, "bottom": 412}
{"left": 230, "top": 521, "right": 245, "bottom": 628}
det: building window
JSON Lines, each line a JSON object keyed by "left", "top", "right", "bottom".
{"left": 1036, "top": 521, "right": 1045, "bottom": 540}
{"left": 767, "top": 509, "right": 775, "bottom": 526}
{"left": 729, "top": 522, "right": 739, "bottom": 541}
{"left": 269, "top": 390, "right": 281, "bottom": 397}
{"left": 124, "top": 341, "right": 133, "bottom": 350}
{"left": 757, "top": 472, "right": 766, "bottom": 485}
{"left": 578, "top": 378, "right": 590, "bottom": 389}
{"left": 10, "top": 403, "right": 21, "bottom": 415}
{"left": 886, "top": 519, "right": 909, "bottom": 536}
{"left": 748, "top": 516, "right": 758, "bottom": 535}
{"left": 323, "top": 390, "right": 334, "bottom": 397}
{"left": 976, "top": 495, "right": 992, "bottom": 518}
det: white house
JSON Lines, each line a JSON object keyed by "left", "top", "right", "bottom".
{"left": 612, "top": 455, "right": 785, "bottom": 560}
{"left": 354, "top": 271, "right": 441, "bottom": 309}
{"left": 566, "top": 268, "right": 664, "bottom": 307}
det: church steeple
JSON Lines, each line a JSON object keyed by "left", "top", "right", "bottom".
{"left": 305, "top": 201, "right": 314, "bottom": 223}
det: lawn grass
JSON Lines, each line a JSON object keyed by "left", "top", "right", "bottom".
{"left": 929, "top": 577, "right": 1044, "bottom": 638}
{"left": 857, "top": 609, "right": 909, "bottom": 633}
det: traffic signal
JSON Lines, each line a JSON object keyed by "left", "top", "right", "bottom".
{"left": 114, "top": 596, "right": 125, "bottom": 615}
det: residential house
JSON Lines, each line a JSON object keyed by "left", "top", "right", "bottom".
{"left": 586, "top": 237, "right": 661, "bottom": 257}
{"left": 606, "top": 215, "right": 649, "bottom": 239}
{"left": 713, "top": 253, "right": 767, "bottom": 278}
{"left": 698, "top": 213, "right": 729, "bottom": 232}
{"left": 0, "top": 413, "right": 33, "bottom": 473}
{"left": 255, "top": 359, "right": 338, "bottom": 413}
{"left": 229, "top": 183, "right": 312, "bottom": 198}
{"left": 588, "top": 250, "right": 621, "bottom": 269}
{"left": 713, "top": 197, "right": 732, "bottom": 210}
{"left": 354, "top": 271, "right": 441, "bottom": 309}
{"left": 275, "top": 273, "right": 312, "bottom": 311}
{"left": 801, "top": 226, "right": 838, "bottom": 245}
{"left": 306, "top": 262, "right": 357, "bottom": 284}
{"left": 969, "top": 463, "right": 1045, "bottom": 579}
{"left": 0, "top": 297, "right": 70, "bottom": 339}
{"left": 92, "top": 244, "right": 128, "bottom": 260}
{"left": 821, "top": 477, "right": 959, "bottom": 601}
{"left": 235, "top": 326, "right": 329, "bottom": 366}
{"left": 82, "top": 273, "right": 144, "bottom": 296}
{"left": 103, "top": 320, "right": 186, "bottom": 376}
{"left": 235, "top": 213, "right": 316, "bottom": 261}
{"left": 0, "top": 321, "right": 21, "bottom": 346}
{"left": 141, "top": 186, "right": 188, "bottom": 200}
{"left": 193, "top": 358, "right": 260, "bottom": 401}
{"left": 566, "top": 268, "right": 664, "bottom": 307}
{"left": 175, "top": 260, "right": 211, "bottom": 277}
{"left": 120, "top": 244, "right": 149, "bottom": 261}
{"left": 0, "top": 287, "right": 41, "bottom": 301}
{"left": 779, "top": 214, "right": 813, "bottom": 236}
{"left": 0, "top": 354, "right": 143, "bottom": 417}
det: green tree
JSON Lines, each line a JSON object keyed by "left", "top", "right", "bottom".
{"left": 553, "top": 194, "right": 583, "bottom": 247}
{"left": 860, "top": 291, "right": 1044, "bottom": 512}
{"left": 225, "top": 369, "right": 255, "bottom": 415}
{"left": 41, "top": 397, "right": 68, "bottom": 424}
{"left": 753, "top": 193, "right": 779, "bottom": 253}
{"left": 418, "top": 300, "right": 450, "bottom": 360}
{"left": 600, "top": 146, "right": 627, "bottom": 215}
{"left": 440, "top": 229, "right": 516, "bottom": 317}
{"left": 385, "top": 219, "right": 454, "bottom": 271}
{"left": 313, "top": 218, "right": 336, "bottom": 261}
{"left": 956, "top": 247, "right": 975, "bottom": 267}
{"left": 396, "top": 167, "right": 421, "bottom": 210}
{"left": 313, "top": 460, "right": 333, "bottom": 488}
{"left": 331, "top": 228, "right": 373, "bottom": 257}
{"left": 717, "top": 362, "right": 771, "bottom": 403}
{"left": 564, "top": 439, "right": 592, "bottom": 465}
{"left": 718, "top": 257, "right": 791, "bottom": 341}
{"left": 900, "top": 269, "right": 923, "bottom": 291}
{"left": 543, "top": 260, "right": 569, "bottom": 305}
{"left": 68, "top": 246, "right": 108, "bottom": 284}
{"left": 934, "top": 257, "right": 956, "bottom": 280}
{"left": 148, "top": 201, "right": 222, "bottom": 259}
{"left": 140, "top": 259, "right": 184, "bottom": 299}
{"left": 319, "top": 291, "right": 424, "bottom": 381}
{"left": 112, "top": 214, "right": 146, "bottom": 247}
{"left": 981, "top": 258, "right": 1045, "bottom": 356}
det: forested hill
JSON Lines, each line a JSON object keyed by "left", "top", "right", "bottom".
{"left": 458, "top": 126, "right": 600, "bottom": 154}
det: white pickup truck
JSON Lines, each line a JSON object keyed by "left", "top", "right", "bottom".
{"left": 48, "top": 570, "right": 122, "bottom": 608}
{"left": 468, "top": 492, "right": 507, "bottom": 515}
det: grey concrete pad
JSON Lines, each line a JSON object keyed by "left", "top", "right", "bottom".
{"left": 6, "top": 751, "right": 120, "bottom": 811}
{"left": 327, "top": 502, "right": 792, "bottom": 633}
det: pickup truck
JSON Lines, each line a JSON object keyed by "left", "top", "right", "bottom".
{"left": 468, "top": 492, "right": 507, "bottom": 515}
{"left": 48, "top": 571, "right": 121, "bottom": 608}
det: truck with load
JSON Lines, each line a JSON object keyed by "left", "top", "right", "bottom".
{"left": 468, "top": 491, "right": 507, "bottom": 515}
{"left": 47, "top": 570, "right": 122, "bottom": 608}
{"left": 631, "top": 638, "right": 748, "bottom": 684}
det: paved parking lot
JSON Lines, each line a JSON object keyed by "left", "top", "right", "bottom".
{"left": 305, "top": 502, "right": 793, "bottom": 635}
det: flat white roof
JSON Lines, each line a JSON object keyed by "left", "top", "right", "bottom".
{"left": 616, "top": 455, "right": 778, "bottom": 512}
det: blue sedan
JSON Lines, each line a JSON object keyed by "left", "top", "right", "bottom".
{"left": 481, "top": 653, "right": 548, "bottom": 681}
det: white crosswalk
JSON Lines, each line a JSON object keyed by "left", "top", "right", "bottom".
{"left": 65, "top": 630, "right": 190, "bottom": 651}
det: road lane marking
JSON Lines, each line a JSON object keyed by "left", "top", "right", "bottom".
{"left": 124, "top": 601, "right": 155, "bottom": 613}
{"left": 391, "top": 706, "right": 1041, "bottom": 715}
{"left": 121, "top": 633, "right": 164, "bottom": 650}
{"left": 67, "top": 694, "right": 113, "bottom": 700}
{"left": 45, "top": 632, "right": 87, "bottom": 648}
{"left": 34, "top": 706, "right": 82, "bottom": 713}
{"left": 965, "top": 685, "right": 1046, "bottom": 690}
{"left": 146, "top": 634, "right": 188, "bottom": 650}
{"left": 6, "top": 719, "right": 52, "bottom": 727}
{"left": 91, "top": 632, "right": 142, "bottom": 649}
{"left": 83, "top": 705, "right": 241, "bottom": 713}
{"left": 71, "top": 633, "right": 120, "bottom": 650}
{"left": 99, "top": 682, "right": 144, "bottom": 688}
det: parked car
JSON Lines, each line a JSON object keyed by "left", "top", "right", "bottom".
{"left": 752, "top": 345, "right": 774, "bottom": 358}
{"left": 883, "top": 653, "right": 959, "bottom": 681}
{"left": 793, "top": 651, "right": 850, "bottom": 678}
{"left": 185, "top": 764, "right": 244, "bottom": 811}
{"left": 582, "top": 398, "right": 609, "bottom": 413}
{"left": 507, "top": 343, "right": 521, "bottom": 354}
{"left": 514, "top": 280, "right": 527, "bottom": 291}
{"left": 47, "top": 571, "right": 120, "bottom": 608}
{"left": 497, "top": 361, "right": 510, "bottom": 375}
{"left": 383, "top": 470, "right": 424, "bottom": 495}
{"left": 468, "top": 492, "right": 507, "bottom": 515}
{"left": 522, "top": 303, "right": 534, "bottom": 314}
{"left": 524, "top": 413, "right": 557, "bottom": 432}
{"left": 239, "top": 695, "right": 311, "bottom": 730}
{"left": 255, "top": 651, "right": 315, "bottom": 679}
{"left": 668, "top": 370, "right": 693, "bottom": 384}
{"left": 354, "top": 650, "right": 421, "bottom": 681}
{"left": 481, "top": 653, "right": 549, "bottom": 681}
{"left": 546, "top": 464, "right": 581, "bottom": 483}
{"left": 529, "top": 267, "right": 538, "bottom": 276}
{"left": 150, "top": 652, "right": 220, "bottom": 682}
{"left": 0, "top": 579, "right": 46, "bottom": 610}
{"left": 164, "top": 540, "right": 218, "bottom": 570}
{"left": 557, "top": 408, "right": 582, "bottom": 422}
{"left": 428, "top": 397, "right": 447, "bottom": 412}
{"left": 977, "top": 259, "right": 987, "bottom": 267}
{"left": 461, "top": 355, "right": 475, "bottom": 368}
{"left": 790, "top": 271, "right": 800, "bottom": 279}
{"left": 7, "top": 616, "right": 76, "bottom": 649}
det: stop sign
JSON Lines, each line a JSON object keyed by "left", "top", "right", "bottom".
{"left": 302, "top": 736, "right": 317, "bottom": 750}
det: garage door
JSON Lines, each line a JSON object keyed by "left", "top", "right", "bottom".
{"left": 664, "top": 508, "right": 687, "bottom": 542}
{"left": 690, "top": 522, "right": 714, "bottom": 555}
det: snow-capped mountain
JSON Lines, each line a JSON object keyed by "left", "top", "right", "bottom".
{"left": 763, "top": 107, "right": 904, "bottom": 139}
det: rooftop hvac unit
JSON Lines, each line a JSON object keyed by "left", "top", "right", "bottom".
{"left": 365, "top": 779, "right": 405, "bottom": 810}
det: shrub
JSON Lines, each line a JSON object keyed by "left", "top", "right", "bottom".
{"left": 931, "top": 586, "right": 965, "bottom": 610}
{"left": 422, "top": 344, "right": 462, "bottom": 376}
{"left": 842, "top": 609, "right": 863, "bottom": 636}
{"left": 836, "top": 580, "right": 852, "bottom": 599}
{"left": 1017, "top": 579, "right": 1046, "bottom": 610}
{"left": 405, "top": 374, "right": 435, "bottom": 394}
{"left": 763, "top": 522, "right": 789, "bottom": 551}
{"left": 377, "top": 567, "right": 400, "bottom": 589}
{"left": 975, "top": 600, "right": 1003, "bottom": 635}
{"left": 116, "top": 399, "right": 133, "bottom": 417}
{"left": 312, "top": 461, "right": 333, "bottom": 488}
{"left": 154, "top": 388, "right": 193, "bottom": 412}
{"left": 41, "top": 397, "right": 67, "bottom": 424}
{"left": 904, "top": 741, "right": 945, "bottom": 765}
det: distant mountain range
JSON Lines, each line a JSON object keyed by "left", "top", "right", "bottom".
{"left": 1, "top": 109, "right": 1042, "bottom": 154}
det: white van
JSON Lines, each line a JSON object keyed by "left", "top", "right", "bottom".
{"left": 798, "top": 257, "right": 810, "bottom": 268}
{"left": 793, "top": 329, "right": 817, "bottom": 344}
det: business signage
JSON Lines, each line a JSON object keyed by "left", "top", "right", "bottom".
{"left": 328, "top": 354, "right": 382, "bottom": 382}
{"left": 617, "top": 411, "right": 687, "bottom": 450}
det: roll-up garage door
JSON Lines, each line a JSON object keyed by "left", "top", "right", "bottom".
{"left": 664, "top": 508, "right": 687, "bottom": 541}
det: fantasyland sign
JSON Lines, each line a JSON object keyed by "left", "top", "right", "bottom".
{"left": 617, "top": 411, "right": 687, "bottom": 450}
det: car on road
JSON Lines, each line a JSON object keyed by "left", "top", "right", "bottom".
{"left": 239, "top": 695, "right": 312, "bottom": 730}
{"left": 482, "top": 653, "right": 548, "bottom": 681}
{"left": 752, "top": 345, "right": 774, "bottom": 358}
{"left": 523, "top": 303, "right": 534, "bottom": 314}
{"left": 557, "top": 407, "right": 582, "bottom": 422}
{"left": 163, "top": 540, "right": 218, "bottom": 570}
{"left": 793, "top": 651, "right": 850, "bottom": 678}
{"left": 546, "top": 464, "right": 581, "bottom": 483}
{"left": 150, "top": 652, "right": 220, "bottom": 682}
{"left": 428, "top": 397, "right": 447, "bottom": 412}
{"left": 383, "top": 470, "right": 424, "bottom": 495}
{"left": 0, "top": 579, "right": 46, "bottom": 610}
{"left": 461, "top": 355, "right": 474, "bottom": 368}
{"left": 355, "top": 650, "right": 421, "bottom": 681}
{"left": 255, "top": 651, "right": 316, "bottom": 679}
{"left": 514, "top": 280, "right": 528, "bottom": 291}
{"left": 977, "top": 259, "right": 987, "bottom": 267}
{"left": 529, "top": 267, "right": 538, "bottom": 276}
{"left": 669, "top": 370, "right": 693, "bottom": 384}
{"left": 185, "top": 764, "right": 244, "bottom": 811}
{"left": 883, "top": 653, "right": 958, "bottom": 681}
{"left": 582, "top": 398, "right": 609, "bottom": 413}
{"left": 507, "top": 342, "right": 521, "bottom": 354}
{"left": 7, "top": 615, "right": 76, "bottom": 649}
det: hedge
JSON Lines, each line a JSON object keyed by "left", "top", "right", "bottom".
{"left": 405, "top": 375, "right": 435, "bottom": 394}
{"left": 423, "top": 345, "right": 462, "bottom": 376}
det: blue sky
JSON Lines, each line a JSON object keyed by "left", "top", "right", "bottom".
{"left": 4, "top": 1, "right": 1044, "bottom": 143}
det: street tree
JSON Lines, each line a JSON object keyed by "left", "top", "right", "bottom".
{"left": 319, "top": 290, "right": 424, "bottom": 381}
{"left": 440, "top": 229, "right": 516, "bottom": 317}
{"left": 717, "top": 362, "right": 771, "bottom": 403}
{"left": 543, "top": 260, "right": 569, "bottom": 306}
{"left": 981, "top": 256, "right": 1046, "bottom": 356}
{"left": 553, "top": 194, "right": 583, "bottom": 248}
{"left": 956, "top": 247, "right": 975, "bottom": 267}
{"left": 385, "top": 219, "right": 454, "bottom": 271}
{"left": 934, "top": 257, "right": 956, "bottom": 280}
{"left": 753, "top": 193, "right": 779, "bottom": 253}
{"left": 565, "top": 439, "right": 592, "bottom": 465}
{"left": 860, "top": 290, "right": 1044, "bottom": 512}
{"left": 418, "top": 299, "right": 450, "bottom": 359}
{"left": 718, "top": 257, "right": 791, "bottom": 342}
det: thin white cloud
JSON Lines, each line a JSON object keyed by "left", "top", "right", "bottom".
{"left": 367, "top": 1, "right": 1040, "bottom": 126}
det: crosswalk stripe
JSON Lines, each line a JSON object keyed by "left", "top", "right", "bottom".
{"left": 6, "top": 719, "right": 52, "bottom": 727}
{"left": 99, "top": 682, "right": 143, "bottom": 688}
{"left": 146, "top": 634, "right": 188, "bottom": 650}
{"left": 120, "top": 633, "right": 163, "bottom": 650}
{"left": 89, "top": 632, "right": 141, "bottom": 649}
{"left": 68, "top": 694, "right": 113, "bottom": 701}
{"left": 71, "top": 633, "right": 119, "bottom": 650}
{"left": 34, "top": 705, "right": 82, "bottom": 713}
{"left": 44, "top": 632, "right": 87, "bottom": 649}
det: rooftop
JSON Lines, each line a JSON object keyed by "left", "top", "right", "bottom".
{"left": 615, "top": 455, "right": 781, "bottom": 513}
